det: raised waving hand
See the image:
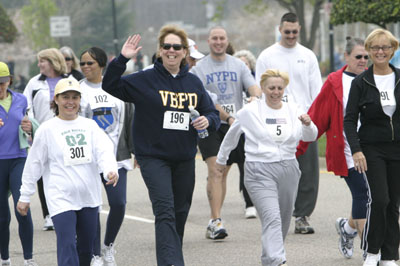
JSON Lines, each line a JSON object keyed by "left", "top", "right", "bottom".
{"left": 121, "top": 34, "right": 142, "bottom": 59}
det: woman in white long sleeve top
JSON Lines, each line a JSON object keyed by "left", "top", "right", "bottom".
{"left": 16, "top": 79, "right": 119, "bottom": 266}
{"left": 216, "top": 69, "right": 317, "bottom": 266}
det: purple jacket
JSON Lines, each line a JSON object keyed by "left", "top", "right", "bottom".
{"left": 0, "top": 89, "right": 28, "bottom": 159}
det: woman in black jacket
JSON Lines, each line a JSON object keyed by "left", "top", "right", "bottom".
{"left": 344, "top": 28, "right": 400, "bottom": 266}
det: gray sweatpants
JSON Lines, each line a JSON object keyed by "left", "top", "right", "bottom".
{"left": 244, "top": 160, "right": 301, "bottom": 266}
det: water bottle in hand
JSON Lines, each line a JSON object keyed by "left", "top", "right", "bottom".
{"left": 188, "top": 106, "right": 208, "bottom": 139}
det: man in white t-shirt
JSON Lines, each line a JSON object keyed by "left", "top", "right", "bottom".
{"left": 255, "top": 12, "right": 322, "bottom": 234}
{"left": 192, "top": 26, "right": 261, "bottom": 240}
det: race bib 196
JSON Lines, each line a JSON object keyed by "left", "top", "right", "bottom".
{"left": 163, "top": 111, "right": 190, "bottom": 131}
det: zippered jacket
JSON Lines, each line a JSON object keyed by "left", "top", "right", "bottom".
{"left": 344, "top": 64, "right": 400, "bottom": 154}
{"left": 0, "top": 89, "right": 27, "bottom": 159}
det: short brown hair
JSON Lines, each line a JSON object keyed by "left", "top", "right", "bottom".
{"left": 365, "top": 29, "right": 399, "bottom": 59}
{"left": 260, "top": 69, "right": 289, "bottom": 88}
{"left": 157, "top": 24, "right": 189, "bottom": 67}
{"left": 37, "top": 48, "right": 67, "bottom": 76}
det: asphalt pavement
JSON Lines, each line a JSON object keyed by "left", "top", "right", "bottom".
{"left": 8, "top": 157, "right": 369, "bottom": 266}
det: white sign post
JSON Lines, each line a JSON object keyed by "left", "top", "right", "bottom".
{"left": 50, "top": 16, "right": 71, "bottom": 37}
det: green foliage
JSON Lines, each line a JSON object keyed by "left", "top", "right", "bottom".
{"left": 244, "top": 0, "right": 268, "bottom": 16}
{"left": 70, "top": 0, "right": 133, "bottom": 55}
{"left": 331, "top": 0, "right": 400, "bottom": 29}
{"left": 318, "top": 133, "right": 327, "bottom": 157}
{"left": 0, "top": 0, "right": 27, "bottom": 9}
{"left": 21, "top": 0, "right": 59, "bottom": 50}
{"left": 0, "top": 4, "right": 18, "bottom": 43}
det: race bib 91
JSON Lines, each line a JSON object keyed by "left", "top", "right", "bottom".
{"left": 163, "top": 111, "right": 190, "bottom": 131}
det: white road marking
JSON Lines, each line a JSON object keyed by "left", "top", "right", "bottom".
{"left": 100, "top": 210, "right": 154, "bottom": 224}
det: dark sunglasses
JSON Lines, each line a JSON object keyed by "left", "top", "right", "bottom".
{"left": 355, "top": 55, "right": 369, "bottom": 60}
{"left": 283, "top": 30, "right": 298, "bottom": 35}
{"left": 161, "top": 43, "right": 184, "bottom": 51}
{"left": 64, "top": 57, "right": 73, "bottom": 61}
{"left": 79, "top": 61, "right": 95, "bottom": 66}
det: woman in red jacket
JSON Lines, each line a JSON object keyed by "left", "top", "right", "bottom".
{"left": 297, "top": 37, "right": 369, "bottom": 260}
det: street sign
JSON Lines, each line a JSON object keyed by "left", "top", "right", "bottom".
{"left": 50, "top": 16, "right": 71, "bottom": 37}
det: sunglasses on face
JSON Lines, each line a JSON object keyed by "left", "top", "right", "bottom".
{"left": 283, "top": 30, "right": 298, "bottom": 35}
{"left": 79, "top": 61, "right": 95, "bottom": 66}
{"left": 355, "top": 55, "right": 369, "bottom": 60}
{"left": 64, "top": 57, "right": 73, "bottom": 61}
{"left": 161, "top": 43, "right": 184, "bottom": 51}
{"left": 370, "top": 45, "right": 392, "bottom": 52}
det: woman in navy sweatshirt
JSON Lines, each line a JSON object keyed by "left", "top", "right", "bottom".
{"left": 102, "top": 25, "right": 220, "bottom": 266}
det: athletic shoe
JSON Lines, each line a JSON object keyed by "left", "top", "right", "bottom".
{"left": 42, "top": 215, "right": 54, "bottom": 231}
{"left": 91, "top": 256, "right": 104, "bottom": 266}
{"left": 102, "top": 243, "right": 117, "bottom": 266}
{"left": 294, "top": 216, "right": 314, "bottom": 234}
{"left": 380, "top": 260, "right": 399, "bottom": 266}
{"left": 205, "top": 218, "right": 228, "bottom": 240}
{"left": 245, "top": 206, "right": 257, "bottom": 219}
{"left": 24, "top": 259, "right": 38, "bottom": 266}
{"left": 363, "top": 253, "right": 381, "bottom": 266}
{"left": 335, "top": 217, "right": 357, "bottom": 259}
{"left": 1, "top": 259, "right": 11, "bottom": 266}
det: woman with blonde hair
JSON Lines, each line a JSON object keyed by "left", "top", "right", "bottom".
{"left": 344, "top": 28, "right": 400, "bottom": 266}
{"left": 23, "top": 48, "right": 72, "bottom": 232}
{"left": 216, "top": 69, "right": 317, "bottom": 266}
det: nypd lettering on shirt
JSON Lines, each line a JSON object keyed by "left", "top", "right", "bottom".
{"left": 206, "top": 71, "right": 238, "bottom": 103}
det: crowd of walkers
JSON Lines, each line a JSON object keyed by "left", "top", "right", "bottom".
{"left": 1, "top": 11, "right": 400, "bottom": 266}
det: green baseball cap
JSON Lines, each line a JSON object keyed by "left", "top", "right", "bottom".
{"left": 0, "top": 62, "right": 11, "bottom": 83}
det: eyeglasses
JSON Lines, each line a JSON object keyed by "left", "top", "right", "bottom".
{"left": 370, "top": 45, "right": 392, "bottom": 52}
{"left": 79, "top": 61, "right": 95, "bottom": 66}
{"left": 161, "top": 43, "right": 184, "bottom": 51}
{"left": 283, "top": 30, "right": 298, "bottom": 35}
{"left": 355, "top": 55, "right": 369, "bottom": 60}
{"left": 64, "top": 57, "right": 73, "bottom": 61}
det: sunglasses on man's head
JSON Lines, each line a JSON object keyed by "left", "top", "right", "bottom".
{"left": 161, "top": 43, "right": 184, "bottom": 51}
{"left": 355, "top": 55, "right": 369, "bottom": 60}
{"left": 64, "top": 57, "right": 73, "bottom": 61}
{"left": 283, "top": 30, "right": 298, "bottom": 35}
{"left": 79, "top": 61, "right": 95, "bottom": 66}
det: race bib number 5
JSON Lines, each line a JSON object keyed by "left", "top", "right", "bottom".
{"left": 63, "top": 133, "right": 92, "bottom": 166}
{"left": 163, "top": 111, "right": 190, "bottom": 131}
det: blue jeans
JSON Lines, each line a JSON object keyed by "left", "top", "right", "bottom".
{"left": 0, "top": 157, "right": 33, "bottom": 260}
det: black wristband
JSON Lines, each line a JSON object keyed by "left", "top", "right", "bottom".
{"left": 226, "top": 116, "right": 233, "bottom": 123}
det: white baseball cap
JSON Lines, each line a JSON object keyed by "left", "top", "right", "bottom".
{"left": 188, "top": 39, "right": 205, "bottom": 60}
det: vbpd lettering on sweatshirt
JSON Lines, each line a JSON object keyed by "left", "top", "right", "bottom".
{"left": 159, "top": 91, "right": 198, "bottom": 109}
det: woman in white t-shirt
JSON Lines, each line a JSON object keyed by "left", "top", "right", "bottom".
{"left": 17, "top": 79, "right": 118, "bottom": 266}
{"left": 216, "top": 69, "right": 317, "bottom": 266}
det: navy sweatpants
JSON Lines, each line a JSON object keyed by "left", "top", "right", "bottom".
{"left": 0, "top": 158, "right": 34, "bottom": 260}
{"left": 94, "top": 167, "right": 127, "bottom": 255}
{"left": 136, "top": 156, "right": 195, "bottom": 266}
{"left": 52, "top": 207, "right": 98, "bottom": 266}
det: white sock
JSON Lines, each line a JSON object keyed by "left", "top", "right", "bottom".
{"left": 344, "top": 221, "right": 357, "bottom": 235}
